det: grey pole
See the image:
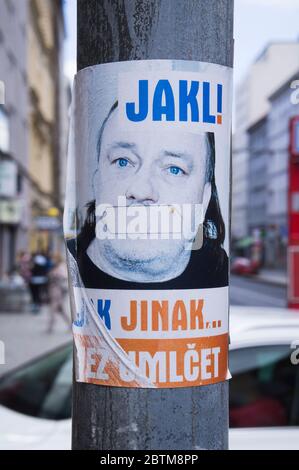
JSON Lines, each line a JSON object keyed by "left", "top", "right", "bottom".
{"left": 73, "top": 0, "right": 234, "bottom": 450}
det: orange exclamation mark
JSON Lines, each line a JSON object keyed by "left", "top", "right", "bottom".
{"left": 217, "top": 84, "right": 222, "bottom": 124}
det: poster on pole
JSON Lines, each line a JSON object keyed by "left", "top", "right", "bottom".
{"left": 64, "top": 60, "right": 233, "bottom": 388}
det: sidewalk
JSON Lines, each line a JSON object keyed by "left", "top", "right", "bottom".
{"left": 254, "top": 269, "right": 287, "bottom": 287}
{"left": 0, "top": 304, "right": 72, "bottom": 377}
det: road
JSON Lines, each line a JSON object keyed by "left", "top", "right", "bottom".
{"left": 0, "top": 305, "right": 71, "bottom": 376}
{"left": 230, "top": 274, "right": 287, "bottom": 308}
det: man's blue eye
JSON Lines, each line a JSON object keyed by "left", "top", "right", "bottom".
{"left": 168, "top": 166, "right": 184, "bottom": 176}
{"left": 116, "top": 158, "right": 129, "bottom": 167}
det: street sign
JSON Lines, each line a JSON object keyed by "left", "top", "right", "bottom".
{"left": 0, "top": 200, "right": 22, "bottom": 224}
{"left": 35, "top": 215, "right": 61, "bottom": 231}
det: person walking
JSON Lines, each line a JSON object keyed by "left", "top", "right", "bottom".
{"left": 29, "top": 252, "right": 49, "bottom": 314}
{"left": 47, "top": 253, "right": 70, "bottom": 333}
{"left": 17, "top": 251, "right": 32, "bottom": 285}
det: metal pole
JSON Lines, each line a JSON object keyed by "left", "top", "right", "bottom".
{"left": 73, "top": 0, "right": 234, "bottom": 450}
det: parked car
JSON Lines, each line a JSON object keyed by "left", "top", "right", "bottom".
{"left": 0, "top": 306, "right": 298, "bottom": 450}
{"left": 229, "top": 306, "right": 299, "bottom": 449}
{"left": 231, "top": 257, "right": 260, "bottom": 275}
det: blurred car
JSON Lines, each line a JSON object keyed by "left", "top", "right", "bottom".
{"left": 0, "top": 344, "right": 72, "bottom": 450}
{"left": 229, "top": 306, "right": 299, "bottom": 449}
{"left": 0, "top": 306, "right": 298, "bottom": 450}
{"left": 231, "top": 257, "right": 260, "bottom": 275}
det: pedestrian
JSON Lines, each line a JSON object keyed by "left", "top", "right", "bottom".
{"left": 29, "top": 251, "right": 49, "bottom": 314}
{"left": 17, "top": 251, "right": 32, "bottom": 285}
{"left": 47, "top": 253, "right": 70, "bottom": 333}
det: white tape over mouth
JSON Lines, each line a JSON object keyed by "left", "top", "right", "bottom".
{"left": 95, "top": 200, "right": 204, "bottom": 241}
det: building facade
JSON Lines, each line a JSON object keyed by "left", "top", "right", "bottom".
{"left": 245, "top": 71, "right": 299, "bottom": 269}
{"left": 266, "top": 72, "right": 299, "bottom": 268}
{"left": 27, "top": 0, "right": 66, "bottom": 254}
{"left": 0, "top": 0, "right": 66, "bottom": 278}
{"left": 232, "top": 42, "right": 299, "bottom": 242}
{"left": 0, "top": 0, "right": 29, "bottom": 278}
{"left": 248, "top": 116, "right": 268, "bottom": 238}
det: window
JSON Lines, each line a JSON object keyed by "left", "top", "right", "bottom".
{"left": 229, "top": 345, "right": 299, "bottom": 428}
{"left": 17, "top": 172, "right": 22, "bottom": 193}
{"left": 0, "top": 106, "right": 9, "bottom": 153}
{"left": 0, "top": 344, "right": 72, "bottom": 420}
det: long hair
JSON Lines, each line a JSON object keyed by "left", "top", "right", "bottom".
{"left": 77, "top": 102, "right": 225, "bottom": 260}
{"left": 204, "top": 132, "right": 225, "bottom": 252}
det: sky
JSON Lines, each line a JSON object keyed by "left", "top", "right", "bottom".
{"left": 63, "top": 0, "right": 77, "bottom": 83}
{"left": 63, "top": 0, "right": 299, "bottom": 89}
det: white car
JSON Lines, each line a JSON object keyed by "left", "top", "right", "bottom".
{"left": 229, "top": 306, "right": 299, "bottom": 449}
{"left": 0, "top": 306, "right": 298, "bottom": 450}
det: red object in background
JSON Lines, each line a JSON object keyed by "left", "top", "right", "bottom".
{"left": 230, "top": 398, "right": 287, "bottom": 428}
{"left": 231, "top": 257, "right": 259, "bottom": 276}
{"left": 288, "top": 117, "right": 299, "bottom": 309}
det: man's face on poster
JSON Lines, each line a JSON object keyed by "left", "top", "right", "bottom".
{"left": 91, "top": 108, "right": 212, "bottom": 282}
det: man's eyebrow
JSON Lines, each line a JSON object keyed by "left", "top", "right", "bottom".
{"left": 110, "top": 141, "right": 137, "bottom": 150}
{"left": 163, "top": 150, "right": 193, "bottom": 160}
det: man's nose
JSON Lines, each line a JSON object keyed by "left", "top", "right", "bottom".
{"left": 126, "top": 172, "right": 159, "bottom": 204}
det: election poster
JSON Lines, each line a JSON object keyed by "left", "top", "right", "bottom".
{"left": 64, "top": 59, "right": 233, "bottom": 388}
